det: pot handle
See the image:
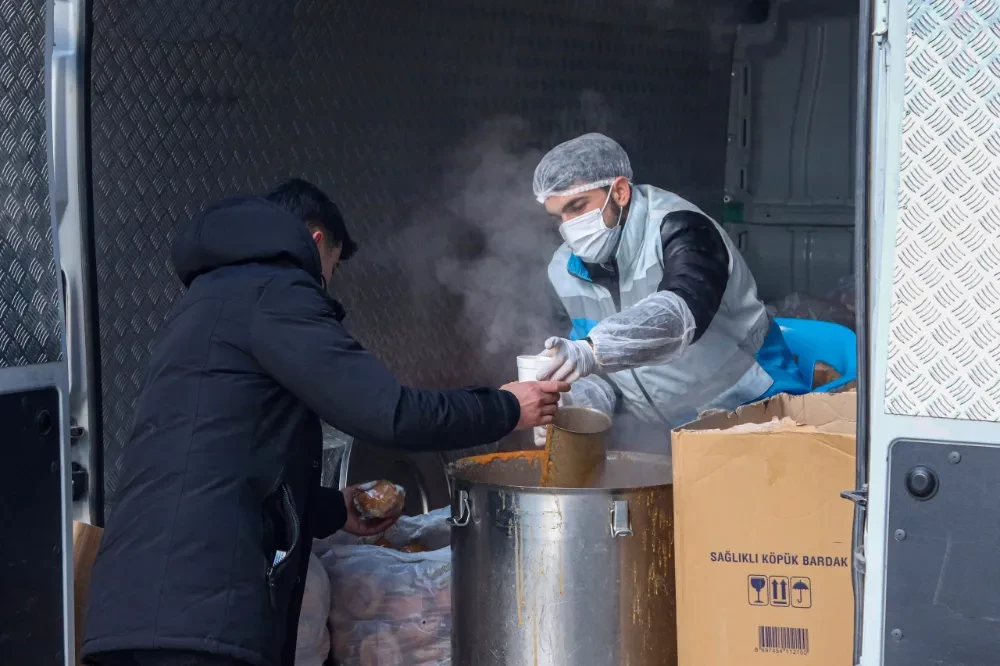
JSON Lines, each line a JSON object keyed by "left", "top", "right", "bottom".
{"left": 448, "top": 489, "right": 471, "bottom": 528}
{"left": 610, "top": 500, "right": 633, "bottom": 538}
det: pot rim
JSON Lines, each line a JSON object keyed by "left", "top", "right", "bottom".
{"left": 447, "top": 477, "right": 673, "bottom": 494}
{"left": 446, "top": 450, "right": 672, "bottom": 494}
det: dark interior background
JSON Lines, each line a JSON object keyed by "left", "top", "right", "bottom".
{"left": 89, "top": 0, "right": 765, "bottom": 513}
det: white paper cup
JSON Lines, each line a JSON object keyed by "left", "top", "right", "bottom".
{"left": 516, "top": 354, "right": 549, "bottom": 382}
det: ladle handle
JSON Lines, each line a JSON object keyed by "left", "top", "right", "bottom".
{"left": 448, "top": 489, "right": 471, "bottom": 528}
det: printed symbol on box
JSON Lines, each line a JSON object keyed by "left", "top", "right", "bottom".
{"left": 769, "top": 576, "right": 789, "bottom": 607}
{"left": 748, "top": 575, "right": 769, "bottom": 606}
{"left": 790, "top": 577, "right": 812, "bottom": 609}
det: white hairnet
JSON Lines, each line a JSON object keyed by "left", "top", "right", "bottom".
{"left": 589, "top": 291, "right": 697, "bottom": 371}
{"left": 532, "top": 133, "right": 634, "bottom": 203}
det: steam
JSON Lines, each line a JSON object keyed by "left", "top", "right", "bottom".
{"left": 381, "top": 92, "right": 635, "bottom": 377}
{"left": 552, "top": 91, "right": 637, "bottom": 153}
{"left": 388, "top": 116, "right": 560, "bottom": 373}
{"left": 437, "top": 118, "right": 556, "bottom": 355}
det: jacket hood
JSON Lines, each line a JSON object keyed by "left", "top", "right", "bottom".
{"left": 172, "top": 198, "right": 324, "bottom": 287}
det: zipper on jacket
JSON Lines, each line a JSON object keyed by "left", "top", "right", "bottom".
{"left": 266, "top": 484, "right": 301, "bottom": 609}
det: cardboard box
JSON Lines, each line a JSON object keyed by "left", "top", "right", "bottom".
{"left": 672, "top": 392, "right": 855, "bottom": 666}
{"left": 72, "top": 521, "right": 104, "bottom": 666}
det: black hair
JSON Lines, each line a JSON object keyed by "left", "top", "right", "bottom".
{"left": 264, "top": 178, "right": 358, "bottom": 261}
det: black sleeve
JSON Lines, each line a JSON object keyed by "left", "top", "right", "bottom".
{"left": 250, "top": 273, "right": 521, "bottom": 452}
{"left": 658, "top": 210, "right": 730, "bottom": 342}
{"left": 306, "top": 485, "right": 348, "bottom": 538}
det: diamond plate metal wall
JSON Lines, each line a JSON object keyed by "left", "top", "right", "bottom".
{"left": 886, "top": 0, "right": 1000, "bottom": 420}
{"left": 0, "top": 0, "right": 62, "bottom": 368}
{"left": 90, "top": 0, "right": 739, "bottom": 509}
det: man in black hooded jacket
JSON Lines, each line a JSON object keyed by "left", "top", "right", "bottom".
{"left": 82, "top": 179, "right": 567, "bottom": 666}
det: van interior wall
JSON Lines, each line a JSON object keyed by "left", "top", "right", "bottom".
{"left": 89, "top": 0, "right": 762, "bottom": 509}
{"left": 726, "top": 0, "right": 859, "bottom": 319}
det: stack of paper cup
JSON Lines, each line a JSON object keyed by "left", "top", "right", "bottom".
{"left": 516, "top": 354, "right": 549, "bottom": 382}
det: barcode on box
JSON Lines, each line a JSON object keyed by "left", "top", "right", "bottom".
{"left": 758, "top": 625, "right": 809, "bottom": 655}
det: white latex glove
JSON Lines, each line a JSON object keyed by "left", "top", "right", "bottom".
{"left": 537, "top": 337, "right": 598, "bottom": 383}
{"left": 533, "top": 426, "right": 547, "bottom": 447}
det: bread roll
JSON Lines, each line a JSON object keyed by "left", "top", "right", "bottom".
{"left": 395, "top": 621, "right": 438, "bottom": 649}
{"left": 354, "top": 480, "right": 406, "bottom": 520}
{"left": 433, "top": 585, "right": 450, "bottom": 610}
{"left": 383, "top": 594, "right": 424, "bottom": 622}
{"left": 413, "top": 614, "right": 443, "bottom": 638}
{"left": 330, "top": 598, "right": 351, "bottom": 628}
{"left": 341, "top": 576, "right": 385, "bottom": 620}
{"left": 331, "top": 626, "right": 351, "bottom": 658}
{"left": 359, "top": 630, "right": 402, "bottom": 666}
{"left": 412, "top": 644, "right": 449, "bottom": 663}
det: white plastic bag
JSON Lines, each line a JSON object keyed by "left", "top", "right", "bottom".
{"left": 296, "top": 552, "right": 332, "bottom": 666}
{"left": 315, "top": 508, "right": 452, "bottom": 666}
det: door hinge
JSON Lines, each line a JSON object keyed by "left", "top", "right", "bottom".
{"left": 872, "top": 0, "right": 889, "bottom": 46}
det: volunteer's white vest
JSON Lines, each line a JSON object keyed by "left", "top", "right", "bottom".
{"left": 548, "top": 185, "right": 773, "bottom": 429}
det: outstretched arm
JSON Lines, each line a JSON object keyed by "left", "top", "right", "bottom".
{"left": 251, "top": 274, "right": 520, "bottom": 451}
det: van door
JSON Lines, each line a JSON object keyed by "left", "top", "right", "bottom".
{"left": 0, "top": 0, "right": 74, "bottom": 663}
{"left": 864, "top": 1, "right": 1000, "bottom": 664}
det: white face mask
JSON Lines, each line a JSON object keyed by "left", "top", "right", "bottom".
{"left": 559, "top": 188, "right": 624, "bottom": 264}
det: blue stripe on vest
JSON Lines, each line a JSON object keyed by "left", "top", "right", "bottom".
{"left": 566, "top": 255, "right": 597, "bottom": 340}
{"left": 567, "top": 254, "right": 592, "bottom": 282}
{"left": 570, "top": 318, "right": 600, "bottom": 342}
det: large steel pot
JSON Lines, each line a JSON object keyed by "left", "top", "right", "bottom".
{"left": 448, "top": 450, "right": 676, "bottom": 666}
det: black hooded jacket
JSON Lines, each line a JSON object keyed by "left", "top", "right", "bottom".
{"left": 82, "top": 199, "right": 520, "bottom": 666}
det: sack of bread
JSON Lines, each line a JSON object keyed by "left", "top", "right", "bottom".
{"left": 314, "top": 507, "right": 452, "bottom": 666}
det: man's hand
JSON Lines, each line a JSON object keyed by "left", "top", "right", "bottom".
{"left": 340, "top": 485, "right": 401, "bottom": 537}
{"left": 501, "top": 380, "right": 570, "bottom": 430}
{"left": 537, "top": 337, "right": 597, "bottom": 383}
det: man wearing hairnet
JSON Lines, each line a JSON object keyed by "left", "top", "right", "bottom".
{"left": 532, "top": 133, "right": 809, "bottom": 447}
